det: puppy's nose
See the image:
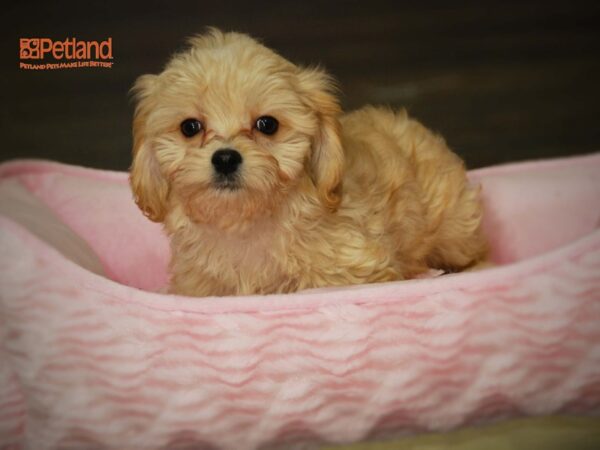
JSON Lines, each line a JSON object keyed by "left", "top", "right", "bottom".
{"left": 211, "top": 149, "right": 242, "bottom": 175}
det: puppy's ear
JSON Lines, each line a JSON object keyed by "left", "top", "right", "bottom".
{"left": 297, "top": 68, "right": 344, "bottom": 211}
{"left": 129, "top": 74, "right": 169, "bottom": 222}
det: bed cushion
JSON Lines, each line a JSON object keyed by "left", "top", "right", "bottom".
{"left": 0, "top": 153, "right": 599, "bottom": 449}
{"left": 0, "top": 179, "right": 104, "bottom": 276}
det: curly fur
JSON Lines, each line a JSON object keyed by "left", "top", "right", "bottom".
{"left": 129, "top": 29, "right": 487, "bottom": 296}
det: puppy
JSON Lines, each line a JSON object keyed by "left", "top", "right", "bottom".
{"left": 130, "top": 29, "right": 487, "bottom": 296}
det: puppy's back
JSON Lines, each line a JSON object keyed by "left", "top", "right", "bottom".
{"left": 340, "top": 106, "right": 487, "bottom": 272}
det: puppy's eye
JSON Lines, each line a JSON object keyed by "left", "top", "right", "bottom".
{"left": 255, "top": 116, "right": 279, "bottom": 135}
{"left": 180, "top": 118, "right": 203, "bottom": 137}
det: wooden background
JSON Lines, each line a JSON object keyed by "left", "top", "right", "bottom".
{"left": 2, "top": 0, "right": 599, "bottom": 170}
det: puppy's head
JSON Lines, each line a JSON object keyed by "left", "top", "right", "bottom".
{"left": 130, "top": 29, "right": 343, "bottom": 230}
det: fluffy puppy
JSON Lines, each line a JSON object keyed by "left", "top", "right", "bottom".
{"left": 130, "top": 29, "right": 487, "bottom": 296}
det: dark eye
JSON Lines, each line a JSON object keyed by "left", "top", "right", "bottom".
{"left": 255, "top": 116, "right": 279, "bottom": 135}
{"left": 180, "top": 118, "right": 203, "bottom": 137}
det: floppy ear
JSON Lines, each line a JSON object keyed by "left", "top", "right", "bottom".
{"left": 129, "top": 74, "right": 169, "bottom": 222}
{"left": 297, "top": 68, "right": 344, "bottom": 211}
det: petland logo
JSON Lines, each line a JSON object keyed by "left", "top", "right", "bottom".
{"left": 19, "top": 37, "right": 114, "bottom": 70}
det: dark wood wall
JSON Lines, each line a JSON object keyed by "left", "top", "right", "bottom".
{"left": 3, "top": 0, "right": 599, "bottom": 169}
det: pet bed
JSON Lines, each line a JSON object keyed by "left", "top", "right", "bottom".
{"left": 0, "top": 153, "right": 599, "bottom": 449}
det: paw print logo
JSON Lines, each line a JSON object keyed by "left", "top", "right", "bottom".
{"left": 20, "top": 38, "right": 41, "bottom": 59}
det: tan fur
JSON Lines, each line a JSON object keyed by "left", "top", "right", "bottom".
{"left": 129, "top": 29, "right": 488, "bottom": 296}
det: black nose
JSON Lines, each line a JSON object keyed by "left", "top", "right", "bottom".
{"left": 211, "top": 149, "right": 242, "bottom": 175}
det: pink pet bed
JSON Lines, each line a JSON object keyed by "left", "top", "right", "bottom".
{"left": 0, "top": 153, "right": 599, "bottom": 449}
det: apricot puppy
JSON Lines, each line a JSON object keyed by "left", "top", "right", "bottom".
{"left": 130, "top": 29, "right": 487, "bottom": 296}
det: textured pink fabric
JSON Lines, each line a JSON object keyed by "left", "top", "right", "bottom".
{"left": 0, "top": 154, "right": 599, "bottom": 449}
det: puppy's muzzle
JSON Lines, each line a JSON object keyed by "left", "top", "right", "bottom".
{"left": 212, "top": 148, "right": 242, "bottom": 175}
{"left": 212, "top": 148, "right": 242, "bottom": 190}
